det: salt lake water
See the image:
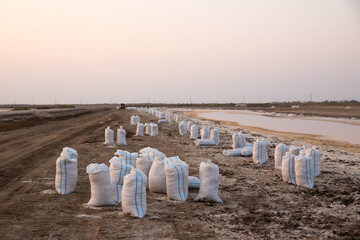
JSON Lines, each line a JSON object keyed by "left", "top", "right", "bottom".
{"left": 198, "top": 110, "right": 360, "bottom": 145}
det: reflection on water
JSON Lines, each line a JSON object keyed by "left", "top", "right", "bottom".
{"left": 198, "top": 110, "right": 360, "bottom": 145}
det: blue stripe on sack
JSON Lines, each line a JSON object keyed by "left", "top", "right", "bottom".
{"left": 137, "top": 171, "right": 145, "bottom": 216}
{"left": 292, "top": 156, "right": 296, "bottom": 184}
{"left": 288, "top": 155, "right": 293, "bottom": 184}
{"left": 129, "top": 153, "right": 132, "bottom": 166}
{"left": 134, "top": 173, "right": 140, "bottom": 217}
{"left": 59, "top": 160, "right": 62, "bottom": 194}
{"left": 305, "top": 157, "right": 311, "bottom": 188}
{"left": 116, "top": 159, "right": 123, "bottom": 202}
{"left": 257, "top": 142, "right": 260, "bottom": 164}
{"left": 64, "top": 158, "right": 67, "bottom": 194}
{"left": 166, "top": 159, "right": 183, "bottom": 201}
{"left": 176, "top": 157, "right": 186, "bottom": 199}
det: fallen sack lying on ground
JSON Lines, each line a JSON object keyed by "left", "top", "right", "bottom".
{"left": 200, "top": 127, "right": 210, "bottom": 139}
{"left": 158, "top": 119, "right": 167, "bottom": 123}
{"left": 122, "top": 167, "right": 147, "bottom": 218}
{"left": 188, "top": 176, "right": 200, "bottom": 189}
{"left": 55, "top": 154, "right": 77, "bottom": 194}
{"left": 165, "top": 157, "right": 189, "bottom": 202}
{"left": 289, "top": 145, "right": 301, "bottom": 156}
{"left": 223, "top": 148, "right": 242, "bottom": 156}
{"left": 253, "top": 140, "right": 270, "bottom": 165}
{"left": 295, "top": 152, "right": 314, "bottom": 188}
{"left": 148, "top": 157, "right": 166, "bottom": 193}
{"left": 136, "top": 123, "right": 144, "bottom": 136}
{"left": 190, "top": 124, "right": 198, "bottom": 140}
{"left": 232, "top": 132, "right": 246, "bottom": 150}
{"left": 86, "top": 163, "right": 116, "bottom": 206}
{"left": 240, "top": 146, "right": 253, "bottom": 156}
{"left": 179, "top": 121, "right": 187, "bottom": 135}
{"left": 275, "top": 143, "right": 289, "bottom": 170}
{"left": 114, "top": 150, "right": 138, "bottom": 168}
{"left": 210, "top": 128, "right": 219, "bottom": 145}
{"left": 305, "top": 148, "right": 321, "bottom": 177}
{"left": 281, "top": 152, "right": 296, "bottom": 185}
{"left": 116, "top": 126, "right": 127, "bottom": 146}
{"left": 109, "top": 157, "right": 131, "bottom": 202}
{"left": 194, "top": 161, "right": 223, "bottom": 203}
{"left": 103, "top": 126, "right": 115, "bottom": 145}
{"left": 195, "top": 139, "right": 216, "bottom": 146}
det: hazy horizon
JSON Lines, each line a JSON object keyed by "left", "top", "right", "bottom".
{"left": 1, "top": 0, "right": 359, "bottom": 104}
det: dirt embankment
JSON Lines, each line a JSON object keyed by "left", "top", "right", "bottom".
{"left": 0, "top": 108, "right": 359, "bottom": 239}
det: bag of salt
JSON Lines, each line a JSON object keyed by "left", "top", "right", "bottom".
{"left": 55, "top": 155, "right": 77, "bottom": 194}
{"left": 187, "top": 121, "right": 193, "bottom": 132}
{"left": 136, "top": 123, "right": 144, "bottom": 136}
{"left": 210, "top": 128, "right": 219, "bottom": 145}
{"left": 114, "top": 150, "right": 138, "bottom": 168}
{"left": 60, "top": 147, "right": 78, "bottom": 160}
{"left": 195, "top": 139, "right": 216, "bottom": 146}
{"left": 289, "top": 145, "right": 301, "bottom": 156}
{"left": 148, "top": 157, "right": 166, "bottom": 193}
{"left": 253, "top": 140, "right": 270, "bottom": 165}
{"left": 295, "top": 154, "right": 314, "bottom": 188}
{"left": 281, "top": 152, "right": 296, "bottom": 184}
{"left": 86, "top": 163, "right": 116, "bottom": 206}
{"left": 122, "top": 167, "right": 147, "bottom": 218}
{"left": 223, "top": 148, "right": 242, "bottom": 156}
{"left": 274, "top": 143, "right": 289, "bottom": 170}
{"left": 305, "top": 148, "right": 321, "bottom": 177}
{"left": 116, "top": 126, "right": 127, "bottom": 145}
{"left": 188, "top": 176, "right": 200, "bottom": 189}
{"left": 179, "top": 121, "right": 187, "bottom": 135}
{"left": 150, "top": 123, "right": 158, "bottom": 136}
{"left": 232, "top": 132, "right": 246, "bottom": 150}
{"left": 200, "top": 127, "right": 210, "bottom": 139}
{"left": 109, "top": 157, "right": 131, "bottom": 202}
{"left": 103, "top": 126, "right": 115, "bottom": 145}
{"left": 190, "top": 124, "right": 198, "bottom": 140}
{"left": 194, "top": 161, "right": 223, "bottom": 203}
{"left": 240, "top": 146, "right": 253, "bottom": 156}
{"left": 165, "top": 157, "right": 189, "bottom": 202}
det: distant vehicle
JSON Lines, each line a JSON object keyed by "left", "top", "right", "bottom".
{"left": 235, "top": 103, "right": 247, "bottom": 107}
{"left": 120, "top": 103, "right": 126, "bottom": 109}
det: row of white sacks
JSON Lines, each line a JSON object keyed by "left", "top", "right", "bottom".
{"left": 55, "top": 146, "right": 222, "bottom": 218}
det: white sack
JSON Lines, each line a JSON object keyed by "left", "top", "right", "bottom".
{"left": 167, "top": 114, "right": 173, "bottom": 123}
{"left": 253, "top": 140, "right": 270, "bottom": 165}
{"left": 103, "top": 126, "right": 115, "bottom": 145}
{"left": 305, "top": 148, "right": 321, "bottom": 177}
{"left": 289, "top": 146, "right": 301, "bottom": 156}
{"left": 274, "top": 143, "right": 289, "bottom": 170}
{"left": 281, "top": 153, "right": 296, "bottom": 184}
{"left": 187, "top": 121, "right": 193, "bottom": 132}
{"left": 136, "top": 153, "right": 155, "bottom": 188}
{"left": 114, "top": 150, "right": 138, "bottom": 168}
{"left": 179, "top": 121, "right": 187, "bottom": 136}
{"left": 116, "top": 126, "right": 127, "bottom": 145}
{"left": 240, "top": 146, "right": 253, "bottom": 156}
{"left": 200, "top": 127, "right": 210, "bottom": 139}
{"left": 194, "top": 161, "right": 223, "bottom": 203}
{"left": 195, "top": 139, "right": 216, "bottom": 146}
{"left": 223, "top": 148, "right": 242, "bottom": 156}
{"left": 55, "top": 156, "right": 77, "bottom": 194}
{"left": 295, "top": 155, "right": 314, "bottom": 188}
{"left": 148, "top": 158, "right": 166, "bottom": 193}
{"left": 158, "top": 119, "right": 167, "bottom": 123}
{"left": 232, "top": 132, "right": 246, "bottom": 150}
{"left": 190, "top": 124, "right": 198, "bottom": 140}
{"left": 165, "top": 157, "right": 189, "bottom": 202}
{"left": 136, "top": 123, "right": 144, "bottom": 136}
{"left": 188, "top": 176, "right": 200, "bottom": 189}
{"left": 60, "top": 147, "right": 78, "bottom": 160}
{"left": 210, "top": 128, "right": 219, "bottom": 145}
{"left": 122, "top": 167, "right": 147, "bottom": 218}
{"left": 150, "top": 123, "right": 158, "bottom": 136}
{"left": 109, "top": 157, "right": 131, "bottom": 202}
{"left": 86, "top": 163, "right": 116, "bottom": 206}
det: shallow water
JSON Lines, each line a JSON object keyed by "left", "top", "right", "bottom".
{"left": 198, "top": 110, "right": 360, "bottom": 145}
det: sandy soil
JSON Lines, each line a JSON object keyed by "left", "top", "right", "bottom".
{"left": 0, "top": 107, "right": 359, "bottom": 239}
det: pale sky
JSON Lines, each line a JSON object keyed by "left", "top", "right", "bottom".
{"left": 0, "top": 0, "right": 359, "bottom": 104}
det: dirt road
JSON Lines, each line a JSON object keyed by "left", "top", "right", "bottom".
{"left": 0, "top": 108, "right": 359, "bottom": 239}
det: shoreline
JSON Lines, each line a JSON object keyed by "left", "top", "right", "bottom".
{"left": 186, "top": 110, "right": 360, "bottom": 154}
